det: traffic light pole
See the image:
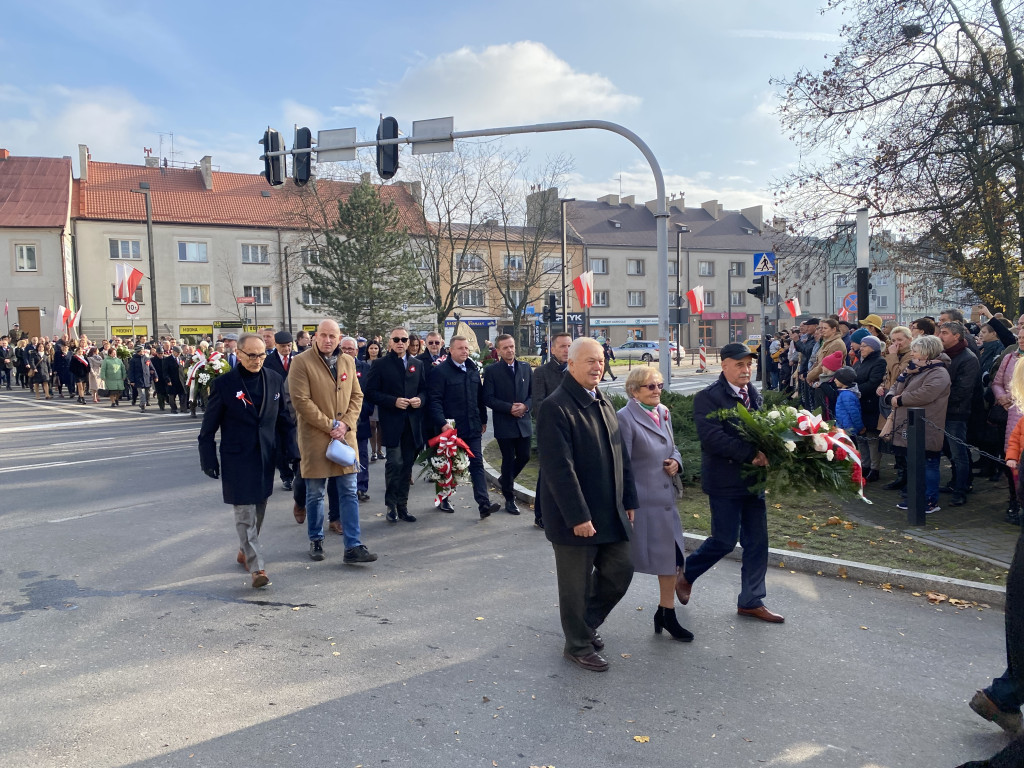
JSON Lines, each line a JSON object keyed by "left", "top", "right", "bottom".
{"left": 266, "top": 118, "right": 673, "bottom": 384}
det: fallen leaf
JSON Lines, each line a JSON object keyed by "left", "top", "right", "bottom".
{"left": 620, "top": 653, "right": 632, "bottom": 658}
{"left": 332, "top": 652, "right": 340, "bottom": 656}
{"left": 634, "top": 735, "right": 650, "bottom": 743}
{"left": 291, "top": 607, "right": 301, "bottom": 611}
{"left": 482, "top": 696, "right": 490, "bottom": 703}
{"left": 927, "top": 592, "right": 948, "bottom": 604}
{"left": 811, "top": 525, "right": 820, "bottom": 530}
{"left": 493, "top": 761, "right": 498, "bottom": 766}
{"left": 475, "top": 617, "right": 485, "bottom": 621}
{"left": 826, "top": 516, "right": 842, "bottom": 525}
{"left": 843, "top": 523, "right": 854, "bottom": 530}
{"left": 912, "top": 592, "right": 922, "bottom": 596}
{"left": 838, "top": 566, "right": 848, "bottom": 579}
{"left": 786, "top": 540, "right": 804, "bottom": 549}
{"left": 860, "top": 626, "right": 868, "bottom": 630}
{"left": 778, "top": 561, "right": 786, "bottom": 568}
{"left": 880, "top": 583, "right": 892, "bottom": 592}
{"left": 692, "top": 513, "right": 700, "bottom": 518}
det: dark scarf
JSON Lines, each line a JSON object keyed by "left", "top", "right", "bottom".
{"left": 945, "top": 338, "right": 968, "bottom": 358}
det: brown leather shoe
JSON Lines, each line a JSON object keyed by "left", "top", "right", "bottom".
{"left": 737, "top": 605, "right": 785, "bottom": 623}
{"left": 563, "top": 650, "right": 609, "bottom": 672}
{"left": 251, "top": 570, "right": 270, "bottom": 589}
{"left": 293, "top": 503, "right": 306, "bottom": 524}
{"left": 237, "top": 549, "right": 248, "bottom": 572}
{"left": 675, "top": 568, "right": 692, "bottom": 605}
{"left": 328, "top": 520, "right": 343, "bottom": 535}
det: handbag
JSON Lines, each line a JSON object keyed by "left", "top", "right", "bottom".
{"left": 879, "top": 409, "right": 896, "bottom": 441}
{"left": 325, "top": 422, "right": 356, "bottom": 466}
{"left": 987, "top": 403, "right": 1009, "bottom": 427}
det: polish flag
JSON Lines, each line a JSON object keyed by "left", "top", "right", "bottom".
{"left": 69, "top": 306, "right": 82, "bottom": 331}
{"left": 685, "top": 286, "right": 705, "bottom": 314}
{"left": 572, "top": 271, "right": 594, "bottom": 308}
{"left": 783, "top": 297, "right": 801, "bottom": 318}
{"left": 116, "top": 263, "right": 145, "bottom": 300}
{"left": 58, "top": 304, "right": 72, "bottom": 327}
{"left": 837, "top": 305, "right": 850, "bottom": 322}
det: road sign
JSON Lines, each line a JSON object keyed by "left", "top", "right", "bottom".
{"left": 125, "top": 300, "right": 140, "bottom": 315}
{"left": 236, "top": 296, "right": 256, "bottom": 305}
{"left": 525, "top": 306, "right": 536, "bottom": 315}
{"left": 843, "top": 292, "right": 858, "bottom": 314}
{"left": 753, "top": 252, "right": 776, "bottom": 276}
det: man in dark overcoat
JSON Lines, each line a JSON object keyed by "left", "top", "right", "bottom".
{"left": 676, "top": 342, "right": 783, "bottom": 623}
{"left": 365, "top": 326, "right": 427, "bottom": 523}
{"left": 530, "top": 331, "right": 572, "bottom": 529}
{"left": 482, "top": 333, "right": 532, "bottom": 515}
{"left": 264, "top": 330, "right": 297, "bottom": 491}
{"left": 426, "top": 335, "right": 501, "bottom": 518}
{"left": 198, "top": 333, "right": 295, "bottom": 588}
{"left": 537, "top": 337, "right": 638, "bottom": 673}
{"left": 128, "top": 345, "right": 156, "bottom": 411}
{"left": 153, "top": 346, "right": 184, "bottom": 413}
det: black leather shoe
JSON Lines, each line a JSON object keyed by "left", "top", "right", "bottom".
{"left": 534, "top": 517, "right": 545, "bottom": 529}
{"left": 439, "top": 499, "right": 455, "bottom": 513}
{"left": 480, "top": 502, "right": 500, "bottom": 518}
{"left": 563, "top": 651, "right": 609, "bottom": 672}
{"left": 386, "top": 506, "right": 398, "bottom": 523}
{"left": 357, "top": 491, "right": 370, "bottom": 502}
{"left": 309, "top": 540, "right": 325, "bottom": 561}
{"left": 343, "top": 545, "right": 378, "bottom": 564}
{"left": 951, "top": 493, "right": 967, "bottom": 506}
{"left": 397, "top": 508, "right": 417, "bottom": 523}
{"left": 883, "top": 476, "right": 906, "bottom": 491}
{"left": 283, "top": 479, "right": 292, "bottom": 491}
{"left": 505, "top": 500, "right": 520, "bottom": 515}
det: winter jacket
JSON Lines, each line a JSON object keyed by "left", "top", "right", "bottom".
{"left": 807, "top": 335, "right": 847, "bottom": 384}
{"left": 835, "top": 387, "right": 864, "bottom": 434}
{"left": 853, "top": 349, "right": 886, "bottom": 430}
{"left": 945, "top": 343, "right": 981, "bottom": 422}
{"left": 693, "top": 374, "right": 762, "bottom": 498}
{"left": 885, "top": 359, "right": 951, "bottom": 452}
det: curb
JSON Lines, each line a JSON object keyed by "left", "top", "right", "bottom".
{"left": 481, "top": 451, "right": 1006, "bottom": 610}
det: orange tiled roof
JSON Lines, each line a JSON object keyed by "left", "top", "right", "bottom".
{"left": 0, "top": 155, "right": 72, "bottom": 228}
{"left": 73, "top": 161, "right": 425, "bottom": 233}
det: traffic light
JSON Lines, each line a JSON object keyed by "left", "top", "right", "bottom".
{"left": 293, "top": 127, "right": 312, "bottom": 187}
{"left": 376, "top": 116, "right": 400, "bottom": 180}
{"left": 747, "top": 276, "right": 767, "bottom": 302}
{"left": 260, "top": 129, "right": 284, "bottom": 186}
{"left": 544, "top": 294, "right": 558, "bottom": 323}
{"left": 936, "top": 278, "right": 944, "bottom": 294}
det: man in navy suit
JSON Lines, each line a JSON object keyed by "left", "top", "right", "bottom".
{"left": 365, "top": 326, "right": 426, "bottom": 523}
{"left": 483, "top": 334, "right": 532, "bottom": 515}
{"left": 263, "top": 330, "right": 297, "bottom": 490}
{"left": 198, "top": 333, "right": 296, "bottom": 589}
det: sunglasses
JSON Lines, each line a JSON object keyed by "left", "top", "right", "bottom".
{"left": 392, "top": 337, "right": 409, "bottom": 343}
{"left": 427, "top": 341, "right": 442, "bottom": 346}
{"left": 643, "top": 382, "right": 665, "bottom": 391}
{"left": 239, "top": 351, "right": 267, "bottom": 360}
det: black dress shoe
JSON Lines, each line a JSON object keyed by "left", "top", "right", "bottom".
{"left": 309, "top": 540, "right": 325, "bottom": 561}
{"left": 439, "top": 499, "right": 455, "bottom": 513}
{"left": 505, "top": 500, "right": 520, "bottom": 515}
{"left": 563, "top": 650, "right": 608, "bottom": 672}
{"left": 283, "top": 479, "right": 293, "bottom": 491}
{"left": 883, "top": 477, "right": 906, "bottom": 491}
{"left": 386, "top": 506, "right": 398, "bottom": 523}
{"left": 397, "top": 508, "right": 417, "bottom": 523}
{"left": 357, "top": 491, "right": 370, "bottom": 502}
{"left": 588, "top": 627, "right": 604, "bottom": 650}
{"left": 479, "top": 502, "right": 500, "bottom": 518}
{"left": 534, "top": 517, "right": 545, "bottom": 529}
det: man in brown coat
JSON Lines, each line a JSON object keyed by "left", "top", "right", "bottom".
{"left": 288, "top": 319, "right": 377, "bottom": 564}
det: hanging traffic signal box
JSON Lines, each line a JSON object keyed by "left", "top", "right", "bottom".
{"left": 376, "top": 116, "right": 400, "bottom": 180}
{"left": 261, "top": 129, "right": 284, "bottom": 186}
{"left": 747, "top": 276, "right": 768, "bottom": 302}
{"left": 293, "top": 127, "right": 312, "bottom": 187}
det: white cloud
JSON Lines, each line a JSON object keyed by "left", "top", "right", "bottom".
{"left": 331, "top": 41, "right": 641, "bottom": 128}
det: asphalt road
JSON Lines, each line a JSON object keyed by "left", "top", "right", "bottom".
{"left": 0, "top": 388, "right": 1016, "bottom": 768}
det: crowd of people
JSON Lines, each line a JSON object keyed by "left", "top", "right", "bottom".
{"left": 758, "top": 306, "right": 1024, "bottom": 521}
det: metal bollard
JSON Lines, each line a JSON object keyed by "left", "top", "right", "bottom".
{"left": 906, "top": 407, "right": 926, "bottom": 526}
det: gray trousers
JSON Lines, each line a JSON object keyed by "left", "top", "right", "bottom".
{"left": 234, "top": 501, "right": 268, "bottom": 573}
{"left": 551, "top": 539, "right": 633, "bottom": 656}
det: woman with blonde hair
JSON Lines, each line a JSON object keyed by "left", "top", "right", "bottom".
{"left": 616, "top": 366, "right": 692, "bottom": 642}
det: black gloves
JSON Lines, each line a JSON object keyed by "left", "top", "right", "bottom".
{"left": 204, "top": 467, "right": 219, "bottom": 480}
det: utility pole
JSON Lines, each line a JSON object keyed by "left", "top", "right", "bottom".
{"left": 131, "top": 183, "right": 158, "bottom": 339}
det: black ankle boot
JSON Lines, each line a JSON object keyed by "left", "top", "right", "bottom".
{"left": 883, "top": 474, "right": 906, "bottom": 491}
{"left": 653, "top": 606, "right": 694, "bottom": 642}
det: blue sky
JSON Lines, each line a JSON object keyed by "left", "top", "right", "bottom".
{"left": 1, "top": 0, "right": 844, "bottom": 212}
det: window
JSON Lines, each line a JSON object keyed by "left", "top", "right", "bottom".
{"left": 457, "top": 252, "right": 484, "bottom": 272}
{"left": 730, "top": 261, "right": 745, "bottom": 277}
{"left": 627, "top": 291, "right": 645, "bottom": 307}
{"left": 627, "top": 259, "right": 645, "bottom": 276}
{"left": 668, "top": 261, "right": 677, "bottom": 276}
{"left": 593, "top": 290, "right": 608, "bottom": 307}
{"left": 112, "top": 284, "right": 143, "bottom": 302}
{"left": 504, "top": 254, "right": 524, "bottom": 272}
{"left": 704, "top": 290, "right": 715, "bottom": 307}
{"left": 876, "top": 275, "right": 890, "bottom": 286}
{"left": 301, "top": 287, "right": 322, "bottom": 306}
{"left": 542, "top": 257, "right": 562, "bottom": 274}
{"left": 109, "top": 239, "right": 141, "bottom": 260}
{"left": 766, "top": 291, "right": 777, "bottom": 306}
{"left": 15, "top": 244, "right": 37, "bottom": 271}
{"left": 180, "top": 284, "right": 210, "bottom": 305}
{"left": 241, "top": 244, "right": 269, "bottom": 263}
{"left": 669, "top": 292, "right": 679, "bottom": 306}
{"left": 591, "top": 258, "right": 608, "bottom": 275}
{"left": 458, "top": 289, "right": 485, "bottom": 307}
{"left": 698, "top": 261, "right": 714, "bottom": 276}
{"left": 730, "top": 291, "right": 745, "bottom": 307}
{"left": 836, "top": 275, "right": 849, "bottom": 288}
{"left": 506, "top": 290, "right": 524, "bottom": 311}
{"left": 804, "top": 289, "right": 811, "bottom": 305}
{"left": 299, "top": 248, "right": 320, "bottom": 265}
{"left": 872, "top": 293, "right": 889, "bottom": 308}
{"left": 177, "top": 241, "right": 208, "bottom": 262}
{"left": 243, "top": 285, "right": 271, "bottom": 305}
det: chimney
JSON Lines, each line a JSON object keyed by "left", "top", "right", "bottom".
{"left": 0, "top": 149, "right": 9, "bottom": 161}
{"left": 741, "top": 205, "right": 763, "bottom": 232}
{"left": 597, "top": 194, "right": 619, "bottom": 206}
{"left": 620, "top": 195, "right": 635, "bottom": 207}
{"left": 199, "top": 155, "right": 213, "bottom": 190}
{"left": 78, "top": 144, "right": 90, "bottom": 182}
{"left": 644, "top": 199, "right": 661, "bottom": 214}
{"left": 397, "top": 180, "right": 422, "bottom": 205}
{"left": 701, "top": 199, "right": 722, "bottom": 220}
{"left": 145, "top": 157, "right": 159, "bottom": 168}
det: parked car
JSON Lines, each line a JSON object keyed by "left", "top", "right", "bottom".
{"left": 610, "top": 340, "right": 682, "bottom": 363}
{"left": 743, "top": 335, "right": 762, "bottom": 353}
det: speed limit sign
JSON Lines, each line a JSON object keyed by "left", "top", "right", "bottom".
{"left": 125, "top": 300, "right": 140, "bottom": 315}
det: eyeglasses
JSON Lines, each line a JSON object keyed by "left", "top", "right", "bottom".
{"left": 392, "top": 337, "right": 409, "bottom": 343}
{"left": 239, "top": 351, "right": 267, "bottom": 360}
{"left": 643, "top": 382, "right": 665, "bottom": 391}
{"left": 427, "top": 340, "right": 442, "bottom": 346}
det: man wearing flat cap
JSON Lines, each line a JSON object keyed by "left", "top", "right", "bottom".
{"left": 223, "top": 334, "right": 240, "bottom": 368}
{"left": 676, "top": 342, "right": 785, "bottom": 624}
{"left": 264, "top": 330, "right": 298, "bottom": 490}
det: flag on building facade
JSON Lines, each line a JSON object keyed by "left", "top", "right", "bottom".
{"left": 571, "top": 271, "right": 594, "bottom": 308}
{"left": 784, "top": 297, "right": 801, "bottom": 318}
{"left": 115, "top": 263, "right": 145, "bottom": 301}
{"left": 685, "top": 286, "right": 705, "bottom": 314}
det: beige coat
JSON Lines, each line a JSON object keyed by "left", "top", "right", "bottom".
{"left": 806, "top": 335, "right": 847, "bottom": 384}
{"left": 288, "top": 350, "right": 363, "bottom": 479}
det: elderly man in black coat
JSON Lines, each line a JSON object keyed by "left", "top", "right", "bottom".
{"left": 537, "top": 337, "right": 638, "bottom": 673}
{"left": 677, "top": 342, "right": 783, "bottom": 623}
{"left": 365, "top": 326, "right": 427, "bottom": 523}
{"left": 427, "top": 334, "right": 502, "bottom": 518}
{"left": 483, "top": 333, "right": 533, "bottom": 515}
{"left": 198, "top": 333, "right": 296, "bottom": 589}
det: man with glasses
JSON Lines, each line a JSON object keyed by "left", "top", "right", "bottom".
{"left": 418, "top": 331, "right": 445, "bottom": 366}
{"left": 365, "top": 326, "right": 427, "bottom": 523}
{"left": 198, "top": 333, "right": 296, "bottom": 589}
{"left": 289, "top": 320, "right": 377, "bottom": 564}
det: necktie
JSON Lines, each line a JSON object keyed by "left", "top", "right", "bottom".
{"left": 282, "top": 354, "right": 289, "bottom": 372}
{"left": 739, "top": 386, "right": 750, "bottom": 407}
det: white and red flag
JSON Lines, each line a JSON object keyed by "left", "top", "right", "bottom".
{"left": 685, "top": 286, "right": 705, "bottom": 314}
{"left": 784, "top": 297, "right": 801, "bottom": 318}
{"left": 115, "top": 263, "right": 145, "bottom": 301}
{"left": 571, "top": 271, "right": 594, "bottom": 308}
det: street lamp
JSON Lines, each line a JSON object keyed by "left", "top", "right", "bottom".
{"left": 131, "top": 182, "right": 159, "bottom": 340}
{"left": 560, "top": 197, "right": 575, "bottom": 334}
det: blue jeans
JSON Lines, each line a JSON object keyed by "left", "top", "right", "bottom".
{"left": 306, "top": 474, "right": 362, "bottom": 550}
{"left": 944, "top": 420, "right": 971, "bottom": 495}
{"left": 357, "top": 437, "right": 369, "bottom": 494}
{"left": 900, "top": 453, "right": 941, "bottom": 506}
{"left": 684, "top": 494, "right": 769, "bottom": 610}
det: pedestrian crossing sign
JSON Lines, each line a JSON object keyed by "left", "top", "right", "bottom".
{"left": 753, "top": 252, "right": 776, "bottom": 276}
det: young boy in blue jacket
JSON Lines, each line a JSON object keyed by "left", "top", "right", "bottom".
{"left": 833, "top": 366, "right": 865, "bottom": 435}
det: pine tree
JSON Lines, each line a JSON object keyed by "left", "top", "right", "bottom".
{"left": 300, "top": 181, "right": 423, "bottom": 335}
